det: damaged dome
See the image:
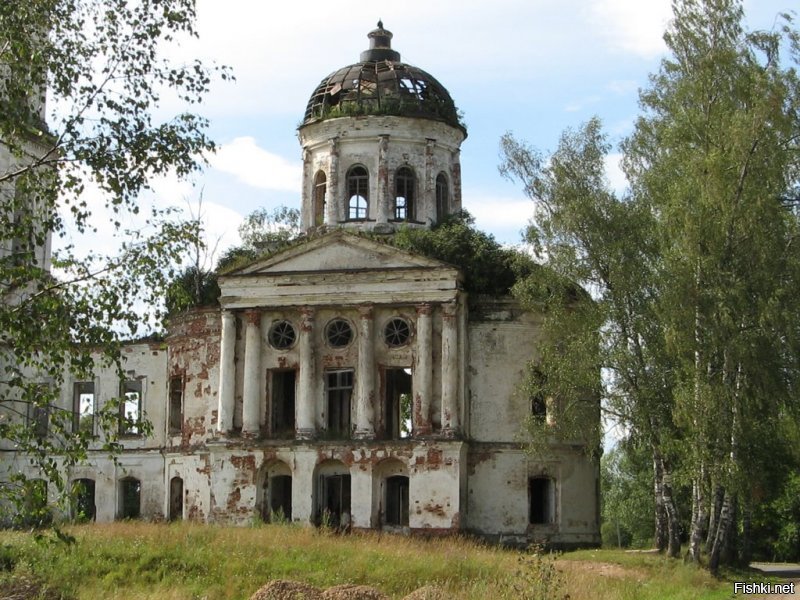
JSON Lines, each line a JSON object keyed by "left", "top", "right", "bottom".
{"left": 302, "top": 22, "right": 464, "bottom": 133}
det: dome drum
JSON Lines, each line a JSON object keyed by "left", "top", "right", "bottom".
{"left": 299, "top": 116, "right": 463, "bottom": 232}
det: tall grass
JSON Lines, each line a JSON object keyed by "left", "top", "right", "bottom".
{"left": 0, "top": 523, "right": 768, "bottom": 599}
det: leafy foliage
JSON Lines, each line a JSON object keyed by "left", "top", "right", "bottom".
{"left": 0, "top": 0, "right": 225, "bottom": 523}
{"left": 501, "top": 0, "right": 800, "bottom": 569}
{"left": 390, "top": 210, "right": 537, "bottom": 296}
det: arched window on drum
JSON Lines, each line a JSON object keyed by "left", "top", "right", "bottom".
{"left": 394, "top": 167, "right": 415, "bottom": 221}
{"left": 347, "top": 166, "right": 369, "bottom": 220}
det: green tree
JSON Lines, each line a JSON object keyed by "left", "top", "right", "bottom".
{"left": 0, "top": 0, "right": 226, "bottom": 522}
{"left": 601, "top": 442, "right": 655, "bottom": 548}
{"left": 501, "top": 0, "right": 800, "bottom": 572}
{"left": 623, "top": 0, "right": 800, "bottom": 572}
{"left": 215, "top": 205, "right": 302, "bottom": 272}
{"left": 391, "top": 210, "right": 537, "bottom": 296}
{"left": 500, "top": 119, "right": 683, "bottom": 557}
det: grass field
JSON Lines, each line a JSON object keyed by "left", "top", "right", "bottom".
{"left": 0, "top": 522, "right": 777, "bottom": 599}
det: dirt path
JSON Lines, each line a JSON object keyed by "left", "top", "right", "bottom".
{"left": 749, "top": 563, "right": 800, "bottom": 598}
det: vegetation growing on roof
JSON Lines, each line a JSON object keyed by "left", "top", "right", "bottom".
{"left": 388, "top": 210, "right": 538, "bottom": 296}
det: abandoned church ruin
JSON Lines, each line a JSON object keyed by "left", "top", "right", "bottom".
{"left": 1, "top": 23, "right": 600, "bottom": 547}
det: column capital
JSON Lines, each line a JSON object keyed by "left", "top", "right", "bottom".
{"left": 300, "top": 306, "right": 315, "bottom": 326}
{"left": 357, "top": 304, "right": 374, "bottom": 319}
{"left": 243, "top": 308, "right": 261, "bottom": 326}
{"left": 441, "top": 300, "right": 458, "bottom": 318}
{"left": 416, "top": 303, "right": 433, "bottom": 316}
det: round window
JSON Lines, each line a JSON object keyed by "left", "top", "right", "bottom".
{"left": 325, "top": 318, "right": 354, "bottom": 348}
{"left": 268, "top": 320, "right": 297, "bottom": 349}
{"left": 384, "top": 317, "right": 411, "bottom": 347}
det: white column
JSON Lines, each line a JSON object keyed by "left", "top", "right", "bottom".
{"left": 242, "top": 309, "right": 262, "bottom": 437}
{"left": 217, "top": 310, "right": 236, "bottom": 433}
{"left": 376, "top": 135, "right": 390, "bottom": 224}
{"left": 441, "top": 301, "right": 459, "bottom": 435}
{"left": 326, "top": 138, "right": 339, "bottom": 224}
{"left": 296, "top": 307, "right": 316, "bottom": 439}
{"left": 424, "top": 138, "right": 435, "bottom": 221}
{"left": 354, "top": 304, "right": 375, "bottom": 439}
{"left": 413, "top": 303, "right": 433, "bottom": 435}
{"left": 301, "top": 148, "right": 312, "bottom": 229}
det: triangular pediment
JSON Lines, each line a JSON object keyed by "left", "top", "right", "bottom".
{"left": 227, "top": 230, "right": 455, "bottom": 276}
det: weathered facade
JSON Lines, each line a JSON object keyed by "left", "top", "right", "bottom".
{"left": 1, "top": 23, "right": 600, "bottom": 547}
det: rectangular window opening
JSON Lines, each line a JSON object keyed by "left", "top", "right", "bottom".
{"left": 385, "top": 368, "right": 412, "bottom": 439}
{"left": 73, "top": 382, "right": 95, "bottom": 435}
{"left": 28, "top": 402, "right": 49, "bottom": 440}
{"left": 529, "top": 477, "right": 555, "bottom": 525}
{"left": 326, "top": 369, "right": 353, "bottom": 438}
{"left": 271, "top": 370, "right": 296, "bottom": 438}
{"left": 169, "top": 376, "right": 183, "bottom": 434}
{"left": 120, "top": 380, "right": 142, "bottom": 436}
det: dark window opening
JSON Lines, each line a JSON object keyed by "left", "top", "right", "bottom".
{"left": 120, "top": 380, "right": 142, "bottom": 436}
{"left": 385, "top": 368, "right": 412, "bottom": 440}
{"left": 263, "top": 475, "right": 292, "bottom": 522}
{"left": 384, "top": 318, "right": 411, "bottom": 347}
{"left": 529, "top": 477, "right": 555, "bottom": 525}
{"left": 73, "top": 381, "right": 95, "bottom": 435}
{"left": 394, "top": 167, "right": 415, "bottom": 221}
{"left": 385, "top": 475, "right": 409, "bottom": 526}
{"left": 28, "top": 401, "right": 49, "bottom": 441}
{"left": 326, "top": 370, "right": 353, "bottom": 438}
{"left": 318, "top": 473, "right": 351, "bottom": 528}
{"left": 119, "top": 477, "right": 141, "bottom": 519}
{"left": 347, "top": 166, "right": 368, "bottom": 220}
{"left": 270, "top": 370, "right": 296, "bottom": 438}
{"left": 169, "top": 476, "right": 183, "bottom": 521}
{"left": 529, "top": 369, "right": 548, "bottom": 422}
{"left": 313, "top": 171, "right": 327, "bottom": 226}
{"left": 269, "top": 320, "right": 297, "bottom": 349}
{"left": 169, "top": 376, "right": 183, "bottom": 434}
{"left": 436, "top": 173, "right": 449, "bottom": 221}
{"left": 325, "top": 318, "right": 353, "bottom": 348}
{"left": 73, "top": 478, "right": 96, "bottom": 522}
{"left": 531, "top": 394, "right": 547, "bottom": 421}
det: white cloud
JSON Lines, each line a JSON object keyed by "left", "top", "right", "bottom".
{"left": 463, "top": 194, "right": 534, "bottom": 232}
{"left": 207, "top": 137, "right": 302, "bottom": 192}
{"left": 587, "top": 0, "right": 672, "bottom": 59}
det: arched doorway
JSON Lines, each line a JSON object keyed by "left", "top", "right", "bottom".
{"left": 257, "top": 461, "right": 292, "bottom": 523}
{"left": 169, "top": 476, "right": 183, "bottom": 521}
{"left": 374, "top": 458, "right": 409, "bottom": 529}
{"left": 73, "top": 478, "right": 96, "bottom": 522}
{"left": 314, "top": 460, "right": 351, "bottom": 528}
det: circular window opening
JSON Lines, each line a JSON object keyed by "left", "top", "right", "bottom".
{"left": 269, "top": 320, "right": 297, "bottom": 349}
{"left": 325, "top": 318, "right": 354, "bottom": 348}
{"left": 384, "top": 317, "right": 411, "bottom": 347}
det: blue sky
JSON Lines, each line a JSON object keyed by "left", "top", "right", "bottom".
{"left": 75, "top": 0, "right": 795, "bottom": 263}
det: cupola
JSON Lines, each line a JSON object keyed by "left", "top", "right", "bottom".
{"left": 298, "top": 23, "right": 466, "bottom": 234}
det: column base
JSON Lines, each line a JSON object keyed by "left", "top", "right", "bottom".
{"left": 440, "top": 427, "right": 460, "bottom": 439}
{"left": 353, "top": 428, "right": 375, "bottom": 440}
{"left": 295, "top": 428, "right": 315, "bottom": 441}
